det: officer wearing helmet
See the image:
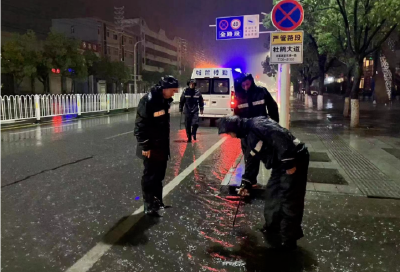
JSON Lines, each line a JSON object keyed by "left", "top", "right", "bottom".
{"left": 179, "top": 79, "right": 204, "bottom": 142}
{"left": 134, "top": 76, "right": 179, "bottom": 215}
{"left": 234, "top": 73, "right": 279, "bottom": 188}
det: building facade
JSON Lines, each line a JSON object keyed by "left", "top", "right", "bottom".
{"left": 52, "top": 18, "right": 141, "bottom": 76}
{"left": 124, "top": 18, "right": 182, "bottom": 73}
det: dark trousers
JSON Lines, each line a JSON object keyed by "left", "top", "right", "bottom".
{"left": 241, "top": 138, "right": 260, "bottom": 184}
{"left": 141, "top": 158, "right": 167, "bottom": 206}
{"left": 264, "top": 148, "right": 309, "bottom": 242}
{"left": 184, "top": 113, "right": 199, "bottom": 140}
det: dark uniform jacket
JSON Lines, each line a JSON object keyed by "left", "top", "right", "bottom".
{"left": 179, "top": 88, "right": 204, "bottom": 114}
{"left": 222, "top": 116, "right": 302, "bottom": 171}
{"left": 234, "top": 80, "right": 279, "bottom": 123}
{"left": 134, "top": 86, "right": 173, "bottom": 161}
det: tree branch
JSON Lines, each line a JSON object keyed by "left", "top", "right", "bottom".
{"left": 324, "top": 57, "right": 337, "bottom": 73}
{"left": 364, "top": 24, "right": 398, "bottom": 57}
{"left": 308, "top": 34, "right": 320, "bottom": 59}
{"left": 336, "top": 0, "right": 354, "bottom": 54}
{"left": 311, "top": 75, "right": 319, "bottom": 82}
{"left": 363, "top": 19, "right": 386, "bottom": 53}
{"left": 360, "top": 26, "right": 370, "bottom": 53}
{"left": 354, "top": 0, "right": 360, "bottom": 51}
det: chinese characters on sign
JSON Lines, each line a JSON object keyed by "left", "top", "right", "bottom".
{"left": 216, "top": 15, "right": 259, "bottom": 40}
{"left": 270, "top": 31, "right": 303, "bottom": 64}
{"left": 193, "top": 69, "right": 230, "bottom": 78}
{"left": 271, "top": 32, "right": 303, "bottom": 45}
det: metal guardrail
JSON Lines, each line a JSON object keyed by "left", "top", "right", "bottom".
{"left": 0, "top": 93, "right": 146, "bottom": 123}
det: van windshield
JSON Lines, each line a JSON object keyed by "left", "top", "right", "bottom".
{"left": 196, "top": 79, "right": 210, "bottom": 94}
{"left": 212, "top": 79, "right": 229, "bottom": 94}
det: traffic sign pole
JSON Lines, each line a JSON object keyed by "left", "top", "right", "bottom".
{"left": 270, "top": 0, "right": 304, "bottom": 129}
{"left": 278, "top": 64, "right": 291, "bottom": 129}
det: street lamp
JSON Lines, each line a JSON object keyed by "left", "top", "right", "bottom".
{"left": 134, "top": 40, "right": 143, "bottom": 94}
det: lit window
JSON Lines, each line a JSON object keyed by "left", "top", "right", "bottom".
{"left": 93, "top": 44, "right": 97, "bottom": 50}
{"left": 359, "top": 78, "right": 364, "bottom": 88}
{"left": 88, "top": 43, "right": 92, "bottom": 49}
{"left": 82, "top": 42, "right": 86, "bottom": 48}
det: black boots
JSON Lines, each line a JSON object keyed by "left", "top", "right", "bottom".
{"left": 144, "top": 197, "right": 165, "bottom": 216}
{"left": 192, "top": 125, "right": 198, "bottom": 141}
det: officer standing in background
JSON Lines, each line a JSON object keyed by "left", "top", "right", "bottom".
{"left": 179, "top": 79, "right": 204, "bottom": 142}
{"left": 134, "top": 76, "right": 179, "bottom": 216}
{"left": 234, "top": 73, "right": 279, "bottom": 187}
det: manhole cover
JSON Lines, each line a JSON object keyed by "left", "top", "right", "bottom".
{"left": 309, "top": 152, "right": 331, "bottom": 162}
{"left": 307, "top": 168, "right": 348, "bottom": 185}
{"left": 382, "top": 148, "right": 400, "bottom": 159}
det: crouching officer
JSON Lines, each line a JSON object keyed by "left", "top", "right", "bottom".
{"left": 218, "top": 116, "right": 309, "bottom": 250}
{"left": 134, "top": 76, "right": 179, "bottom": 215}
{"left": 234, "top": 73, "right": 279, "bottom": 187}
{"left": 179, "top": 79, "right": 204, "bottom": 142}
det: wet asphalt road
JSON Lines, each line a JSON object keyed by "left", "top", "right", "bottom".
{"left": 1, "top": 105, "right": 240, "bottom": 271}
{"left": 2, "top": 99, "right": 400, "bottom": 272}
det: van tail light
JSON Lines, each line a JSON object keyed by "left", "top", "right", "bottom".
{"left": 230, "top": 90, "right": 235, "bottom": 108}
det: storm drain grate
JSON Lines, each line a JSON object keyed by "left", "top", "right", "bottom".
{"left": 307, "top": 168, "right": 348, "bottom": 185}
{"left": 317, "top": 132, "right": 400, "bottom": 199}
{"left": 382, "top": 148, "right": 400, "bottom": 160}
{"left": 309, "top": 152, "right": 331, "bottom": 162}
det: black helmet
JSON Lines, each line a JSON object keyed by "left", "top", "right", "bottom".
{"left": 159, "top": 75, "right": 179, "bottom": 89}
{"left": 240, "top": 73, "right": 254, "bottom": 83}
{"left": 218, "top": 116, "right": 241, "bottom": 135}
{"left": 187, "top": 79, "right": 196, "bottom": 87}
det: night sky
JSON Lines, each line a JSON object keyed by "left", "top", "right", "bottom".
{"left": 2, "top": 0, "right": 275, "bottom": 86}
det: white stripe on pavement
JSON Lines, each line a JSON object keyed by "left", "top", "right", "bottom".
{"left": 65, "top": 136, "right": 227, "bottom": 272}
{"left": 105, "top": 130, "right": 135, "bottom": 140}
{"left": 221, "top": 154, "right": 243, "bottom": 186}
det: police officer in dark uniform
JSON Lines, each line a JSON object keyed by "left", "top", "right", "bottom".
{"left": 218, "top": 115, "right": 309, "bottom": 250}
{"left": 234, "top": 73, "right": 279, "bottom": 186}
{"left": 179, "top": 79, "right": 204, "bottom": 142}
{"left": 134, "top": 76, "right": 179, "bottom": 215}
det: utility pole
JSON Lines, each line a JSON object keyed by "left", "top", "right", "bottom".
{"left": 134, "top": 40, "right": 143, "bottom": 94}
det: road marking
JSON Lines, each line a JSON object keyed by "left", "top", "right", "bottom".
{"left": 105, "top": 130, "right": 135, "bottom": 140}
{"left": 221, "top": 154, "right": 243, "bottom": 186}
{"left": 65, "top": 136, "right": 227, "bottom": 272}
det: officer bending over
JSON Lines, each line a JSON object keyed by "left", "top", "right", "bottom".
{"left": 234, "top": 73, "right": 279, "bottom": 188}
{"left": 218, "top": 116, "right": 309, "bottom": 250}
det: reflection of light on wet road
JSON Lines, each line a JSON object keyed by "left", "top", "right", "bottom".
{"left": 326, "top": 99, "right": 333, "bottom": 109}
{"left": 53, "top": 116, "right": 63, "bottom": 134}
{"left": 212, "top": 138, "right": 241, "bottom": 181}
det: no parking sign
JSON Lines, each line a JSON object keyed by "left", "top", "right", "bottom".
{"left": 271, "top": 0, "right": 304, "bottom": 31}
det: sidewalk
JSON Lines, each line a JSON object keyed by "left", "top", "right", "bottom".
{"left": 224, "top": 94, "right": 400, "bottom": 199}
{"left": 292, "top": 94, "right": 400, "bottom": 199}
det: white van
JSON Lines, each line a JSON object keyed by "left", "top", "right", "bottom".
{"left": 191, "top": 68, "right": 235, "bottom": 125}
